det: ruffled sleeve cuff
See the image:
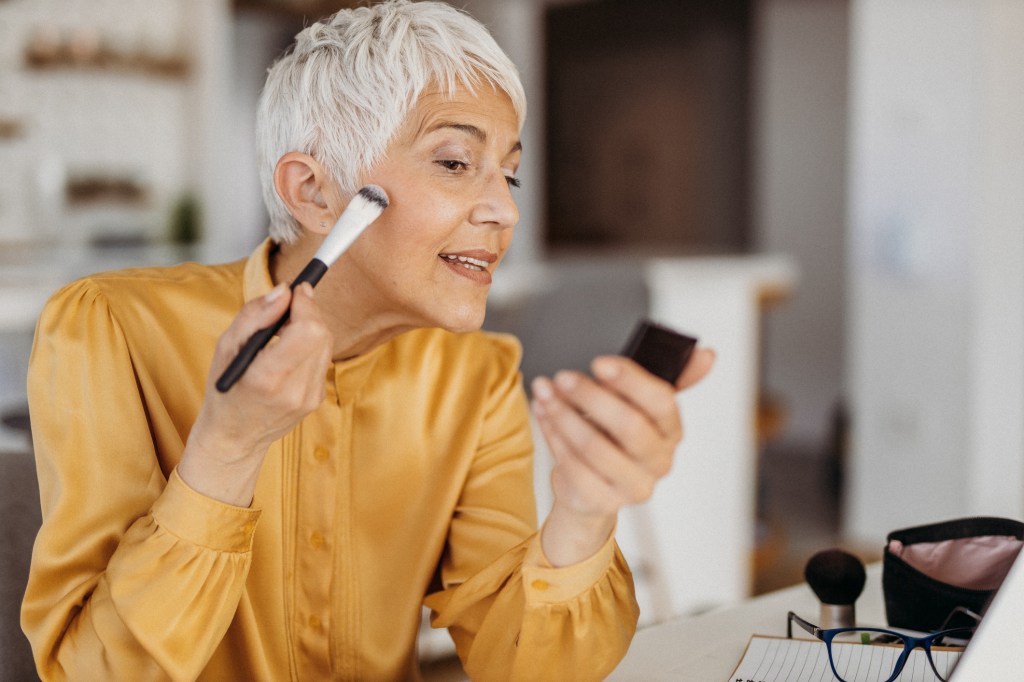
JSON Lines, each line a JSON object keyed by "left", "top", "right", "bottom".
{"left": 150, "top": 468, "right": 262, "bottom": 553}
{"left": 520, "top": 532, "right": 617, "bottom": 604}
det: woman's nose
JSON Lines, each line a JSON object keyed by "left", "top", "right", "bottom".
{"left": 470, "top": 172, "right": 519, "bottom": 229}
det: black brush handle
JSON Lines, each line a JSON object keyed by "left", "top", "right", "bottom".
{"left": 215, "top": 259, "right": 328, "bottom": 392}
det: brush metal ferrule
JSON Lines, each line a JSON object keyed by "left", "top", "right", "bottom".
{"left": 820, "top": 603, "right": 856, "bottom": 629}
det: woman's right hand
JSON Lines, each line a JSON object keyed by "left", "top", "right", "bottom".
{"left": 178, "top": 282, "right": 333, "bottom": 506}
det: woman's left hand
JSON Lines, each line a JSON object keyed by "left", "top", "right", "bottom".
{"left": 531, "top": 348, "right": 715, "bottom": 567}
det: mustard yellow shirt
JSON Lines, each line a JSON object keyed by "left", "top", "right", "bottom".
{"left": 22, "top": 240, "right": 639, "bottom": 681}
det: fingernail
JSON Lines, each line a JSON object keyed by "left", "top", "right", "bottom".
{"left": 264, "top": 283, "right": 287, "bottom": 302}
{"left": 532, "top": 377, "right": 554, "bottom": 401}
{"left": 554, "top": 371, "right": 578, "bottom": 391}
{"left": 593, "top": 357, "right": 620, "bottom": 381}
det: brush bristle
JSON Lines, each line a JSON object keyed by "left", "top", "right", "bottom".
{"left": 357, "top": 184, "right": 389, "bottom": 210}
{"left": 805, "top": 549, "right": 867, "bottom": 605}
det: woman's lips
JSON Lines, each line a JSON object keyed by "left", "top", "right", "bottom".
{"left": 438, "top": 250, "right": 496, "bottom": 285}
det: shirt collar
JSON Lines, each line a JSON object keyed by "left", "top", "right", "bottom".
{"left": 242, "top": 238, "right": 278, "bottom": 303}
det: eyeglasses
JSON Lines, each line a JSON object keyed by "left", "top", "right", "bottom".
{"left": 786, "top": 611, "right": 974, "bottom": 682}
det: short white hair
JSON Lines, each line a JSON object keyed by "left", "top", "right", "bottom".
{"left": 257, "top": 0, "right": 527, "bottom": 243}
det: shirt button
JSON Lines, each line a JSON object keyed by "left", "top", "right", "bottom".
{"left": 310, "top": 531, "right": 325, "bottom": 549}
{"left": 308, "top": 615, "right": 322, "bottom": 631}
{"left": 313, "top": 446, "right": 330, "bottom": 462}
{"left": 531, "top": 579, "right": 550, "bottom": 591}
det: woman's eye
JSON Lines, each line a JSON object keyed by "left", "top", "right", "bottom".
{"left": 436, "top": 159, "right": 468, "bottom": 173}
{"left": 505, "top": 175, "right": 521, "bottom": 189}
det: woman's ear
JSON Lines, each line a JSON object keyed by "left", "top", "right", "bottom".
{"left": 273, "top": 152, "right": 337, "bottom": 236}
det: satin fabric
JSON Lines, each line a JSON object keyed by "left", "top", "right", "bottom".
{"left": 22, "top": 240, "right": 639, "bottom": 681}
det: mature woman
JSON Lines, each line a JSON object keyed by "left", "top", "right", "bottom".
{"left": 22, "top": 1, "right": 713, "bottom": 680}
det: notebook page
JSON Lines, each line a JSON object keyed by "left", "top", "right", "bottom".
{"left": 730, "top": 635, "right": 963, "bottom": 682}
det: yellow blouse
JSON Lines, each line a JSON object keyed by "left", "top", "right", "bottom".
{"left": 22, "top": 240, "right": 639, "bottom": 681}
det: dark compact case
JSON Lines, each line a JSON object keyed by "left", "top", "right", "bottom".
{"left": 883, "top": 516, "right": 1024, "bottom": 632}
{"left": 620, "top": 320, "right": 697, "bottom": 385}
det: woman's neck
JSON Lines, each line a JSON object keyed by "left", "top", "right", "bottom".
{"left": 270, "top": 238, "right": 413, "bottom": 361}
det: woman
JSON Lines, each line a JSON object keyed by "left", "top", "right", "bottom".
{"left": 22, "top": 1, "right": 713, "bottom": 680}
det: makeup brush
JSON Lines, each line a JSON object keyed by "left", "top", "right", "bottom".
{"left": 215, "top": 184, "right": 389, "bottom": 392}
{"left": 805, "top": 548, "right": 867, "bottom": 629}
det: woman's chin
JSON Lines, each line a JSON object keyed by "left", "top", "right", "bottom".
{"left": 441, "top": 318, "right": 485, "bottom": 335}
{"left": 436, "top": 303, "right": 487, "bottom": 334}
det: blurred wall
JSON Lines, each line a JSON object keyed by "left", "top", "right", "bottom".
{"left": 752, "top": 0, "right": 849, "bottom": 448}
{"left": 845, "top": 0, "right": 1024, "bottom": 541}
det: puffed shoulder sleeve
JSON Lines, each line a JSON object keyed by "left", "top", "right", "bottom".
{"left": 424, "top": 333, "right": 640, "bottom": 681}
{"left": 22, "top": 279, "right": 257, "bottom": 682}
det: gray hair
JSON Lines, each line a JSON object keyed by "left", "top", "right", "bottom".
{"left": 257, "top": 0, "right": 527, "bottom": 243}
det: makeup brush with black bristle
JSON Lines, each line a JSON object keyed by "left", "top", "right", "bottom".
{"left": 805, "top": 548, "right": 867, "bottom": 629}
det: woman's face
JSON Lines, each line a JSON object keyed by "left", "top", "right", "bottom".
{"left": 340, "top": 83, "right": 521, "bottom": 334}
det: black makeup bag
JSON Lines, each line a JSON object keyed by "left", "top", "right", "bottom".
{"left": 882, "top": 516, "right": 1023, "bottom": 632}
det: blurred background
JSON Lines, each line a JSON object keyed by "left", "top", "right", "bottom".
{"left": 0, "top": 0, "right": 1022, "bottom": 679}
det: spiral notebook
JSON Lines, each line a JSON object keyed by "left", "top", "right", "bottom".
{"left": 728, "top": 635, "right": 962, "bottom": 682}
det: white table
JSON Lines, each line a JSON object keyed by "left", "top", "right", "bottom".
{"left": 608, "top": 563, "right": 885, "bottom": 681}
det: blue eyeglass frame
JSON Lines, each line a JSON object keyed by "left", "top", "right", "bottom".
{"left": 786, "top": 611, "right": 973, "bottom": 682}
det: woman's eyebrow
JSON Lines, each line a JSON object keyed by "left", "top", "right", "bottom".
{"left": 428, "top": 121, "right": 523, "bottom": 154}
{"left": 429, "top": 121, "right": 484, "bottom": 141}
